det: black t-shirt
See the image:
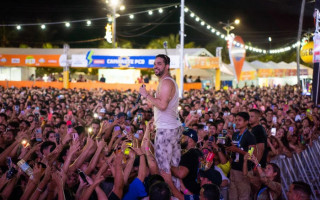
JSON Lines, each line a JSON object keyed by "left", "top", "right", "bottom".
{"left": 251, "top": 125, "right": 268, "bottom": 168}
{"left": 180, "top": 148, "right": 202, "bottom": 195}
{"left": 231, "top": 129, "right": 256, "bottom": 171}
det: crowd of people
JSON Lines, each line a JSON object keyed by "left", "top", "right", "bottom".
{"left": 0, "top": 83, "right": 317, "bottom": 200}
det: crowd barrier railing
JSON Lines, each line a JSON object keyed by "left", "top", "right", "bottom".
{"left": 271, "top": 137, "right": 320, "bottom": 200}
{"left": 0, "top": 81, "right": 202, "bottom": 91}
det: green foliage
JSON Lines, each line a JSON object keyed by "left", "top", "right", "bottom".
{"left": 19, "top": 44, "right": 29, "bottom": 48}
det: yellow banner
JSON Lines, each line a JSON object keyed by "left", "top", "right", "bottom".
{"left": 186, "top": 56, "right": 219, "bottom": 69}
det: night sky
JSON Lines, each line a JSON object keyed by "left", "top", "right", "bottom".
{"left": 0, "top": 0, "right": 316, "bottom": 49}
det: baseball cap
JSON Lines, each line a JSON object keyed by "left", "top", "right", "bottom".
{"left": 182, "top": 128, "right": 198, "bottom": 143}
{"left": 199, "top": 168, "right": 222, "bottom": 186}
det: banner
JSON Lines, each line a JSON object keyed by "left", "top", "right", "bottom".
{"left": 240, "top": 71, "right": 256, "bottom": 81}
{"left": 0, "top": 54, "right": 61, "bottom": 67}
{"left": 229, "top": 36, "right": 246, "bottom": 82}
{"left": 86, "top": 51, "right": 156, "bottom": 68}
{"left": 186, "top": 56, "right": 219, "bottom": 69}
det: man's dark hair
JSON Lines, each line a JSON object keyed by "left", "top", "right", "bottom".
{"left": 0, "top": 113, "right": 8, "bottom": 121}
{"left": 156, "top": 54, "right": 170, "bottom": 65}
{"left": 202, "top": 184, "right": 220, "bottom": 200}
{"left": 46, "top": 131, "right": 56, "bottom": 139}
{"left": 249, "top": 109, "right": 261, "bottom": 116}
{"left": 292, "top": 181, "right": 312, "bottom": 198}
{"left": 40, "top": 141, "right": 56, "bottom": 154}
{"left": 236, "top": 112, "right": 250, "bottom": 122}
{"left": 57, "top": 121, "right": 67, "bottom": 128}
{"left": 92, "top": 119, "right": 101, "bottom": 126}
{"left": 149, "top": 181, "right": 171, "bottom": 200}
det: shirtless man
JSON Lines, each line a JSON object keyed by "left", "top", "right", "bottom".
{"left": 139, "top": 54, "right": 181, "bottom": 186}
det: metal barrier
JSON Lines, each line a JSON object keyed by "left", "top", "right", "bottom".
{"left": 271, "top": 138, "right": 320, "bottom": 200}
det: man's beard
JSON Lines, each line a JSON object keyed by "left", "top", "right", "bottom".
{"left": 155, "top": 68, "right": 165, "bottom": 77}
{"left": 181, "top": 141, "right": 188, "bottom": 150}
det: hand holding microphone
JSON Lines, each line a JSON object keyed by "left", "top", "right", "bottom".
{"left": 137, "top": 84, "right": 147, "bottom": 105}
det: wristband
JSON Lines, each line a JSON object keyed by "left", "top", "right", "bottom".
{"left": 145, "top": 147, "right": 150, "bottom": 151}
{"left": 254, "top": 163, "right": 261, "bottom": 170}
{"left": 37, "top": 187, "right": 43, "bottom": 192}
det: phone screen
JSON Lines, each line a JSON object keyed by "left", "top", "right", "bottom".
{"left": 271, "top": 128, "right": 276, "bottom": 136}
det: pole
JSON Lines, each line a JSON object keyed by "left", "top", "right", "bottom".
{"left": 179, "top": 0, "right": 185, "bottom": 97}
{"left": 313, "top": 1, "right": 320, "bottom": 105}
{"left": 296, "top": 0, "right": 306, "bottom": 87}
{"left": 63, "top": 44, "right": 70, "bottom": 89}
{"left": 112, "top": 6, "right": 116, "bottom": 48}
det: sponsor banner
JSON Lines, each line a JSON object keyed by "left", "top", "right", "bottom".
{"left": 86, "top": 51, "right": 156, "bottom": 68}
{"left": 0, "top": 54, "right": 61, "bottom": 67}
{"left": 240, "top": 71, "right": 256, "bottom": 81}
{"left": 258, "top": 69, "right": 273, "bottom": 77}
{"left": 186, "top": 56, "right": 219, "bottom": 69}
{"left": 72, "top": 54, "right": 88, "bottom": 67}
{"left": 258, "top": 69, "right": 308, "bottom": 78}
{"left": 274, "top": 69, "right": 286, "bottom": 77}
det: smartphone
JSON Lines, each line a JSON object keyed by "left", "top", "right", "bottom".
{"left": 35, "top": 128, "right": 42, "bottom": 142}
{"left": 272, "top": 116, "right": 277, "bottom": 124}
{"left": 34, "top": 114, "right": 39, "bottom": 122}
{"left": 289, "top": 126, "right": 294, "bottom": 134}
{"left": 108, "top": 119, "right": 114, "bottom": 124}
{"left": 248, "top": 147, "right": 254, "bottom": 156}
{"left": 125, "top": 126, "right": 131, "bottom": 132}
{"left": 204, "top": 126, "right": 209, "bottom": 132}
{"left": 271, "top": 128, "right": 276, "bottom": 136}
{"left": 77, "top": 169, "right": 89, "bottom": 184}
{"left": 197, "top": 110, "right": 202, "bottom": 116}
{"left": 122, "top": 130, "right": 128, "bottom": 135}
{"left": 114, "top": 126, "right": 120, "bottom": 131}
{"left": 72, "top": 132, "right": 79, "bottom": 141}
{"left": 21, "top": 140, "right": 29, "bottom": 148}
{"left": 137, "top": 113, "right": 143, "bottom": 123}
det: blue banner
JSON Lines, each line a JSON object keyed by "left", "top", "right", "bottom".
{"left": 86, "top": 51, "right": 156, "bottom": 68}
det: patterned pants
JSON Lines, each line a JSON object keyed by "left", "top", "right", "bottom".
{"left": 155, "top": 127, "right": 182, "bottom": 189}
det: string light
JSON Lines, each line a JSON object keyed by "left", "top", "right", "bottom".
{"left": 184, "top": 6, "right": 298, "bottom": 54}
{"left": 119, "top": 5, "right": 125, "bottom": 11}
{"left": 1, "top": 4, "right": 297, "bottom": 54}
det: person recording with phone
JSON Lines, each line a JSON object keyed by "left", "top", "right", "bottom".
{"left": 139, "top": 54, "right": 182, "bottom": 188}
{"left": 243, "top": 153, "right": 282, "bottom": 200}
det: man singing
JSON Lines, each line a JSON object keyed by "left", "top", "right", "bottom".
{"left": 139, "top": 54, "right": 182, "bottom": 186}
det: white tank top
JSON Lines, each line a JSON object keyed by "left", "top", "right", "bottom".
{"left": 154, "top": 77, "right": 181, "bottom": 129}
